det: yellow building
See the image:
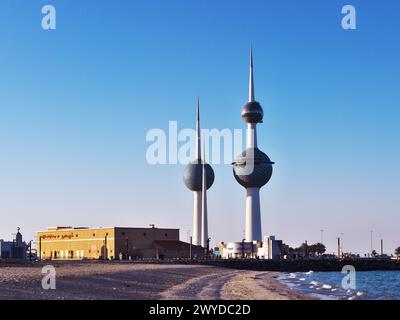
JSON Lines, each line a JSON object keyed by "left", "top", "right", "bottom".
{"left": 37, "top": 226, "right": 204, "bottom": 260}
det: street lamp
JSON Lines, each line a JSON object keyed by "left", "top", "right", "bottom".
{"left": 206, "top": 237, "right": 211, "bottom": 259}
{"left": 340, "top": 233, "right": 344, "bottom": 257}
{"left": 241, "top": 239, "right": 246, "bottom": 259}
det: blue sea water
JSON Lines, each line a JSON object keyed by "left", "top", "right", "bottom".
{"left": 279, "top": 270, "right": 400, "bottom": 300}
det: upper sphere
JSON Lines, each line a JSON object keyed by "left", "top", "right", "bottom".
{"left": 241, "top": 101, "right": 264, "bottom": 123}
{"left": 232, "top": 148, "right": 273, "bottom": 188}
{"left": 183, "top": 160, "right": 215, "bottom": 191}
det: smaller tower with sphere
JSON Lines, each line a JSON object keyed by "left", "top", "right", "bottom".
{"left": 183, "top": 98, "right": 214, "bottom": 247}
{"left": 233, "top": 49, "right": 274, "bottom": 242}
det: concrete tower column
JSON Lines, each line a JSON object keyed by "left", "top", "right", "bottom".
{"left": 247, "top": 123, "right": 257, "bottom": 148}
{"left": 193, "top": 98, "right": 202, "bottom": 246}
{"left": 245, "top": 187, "right": 262, "bottom": 242}
{"left": 193, "top": 191, "right": 202, "bottom": 246}
{"left": 201, "top": 140, "right": 208, "bottom": 248}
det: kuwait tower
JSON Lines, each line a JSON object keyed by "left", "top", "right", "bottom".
{"left": 233, "top": 49, "right": 274, "bottom": 242}
{"left": 183, "top": 98, "right": 214, "bottom": 247}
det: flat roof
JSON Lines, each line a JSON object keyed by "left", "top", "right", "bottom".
{"left": 38, "top": 226, "right": 179, "bottom": 232}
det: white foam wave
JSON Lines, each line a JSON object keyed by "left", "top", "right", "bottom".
{"left": 321, "top": 284, "right": 332, "bottom": 289}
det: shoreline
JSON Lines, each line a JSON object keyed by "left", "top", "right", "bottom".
{"left": 0, "top": 261, "right": 313, "bottom": 300}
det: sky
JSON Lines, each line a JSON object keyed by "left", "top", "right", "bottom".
{"left": 0, "top": 0, "right": 399, "bottom": 255}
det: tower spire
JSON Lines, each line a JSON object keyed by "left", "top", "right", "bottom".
{"left": 196, "top": 97, "right": 201, "bottom": 160}
{"left": 249, "top": 47, "right": 254, "bottom": 102}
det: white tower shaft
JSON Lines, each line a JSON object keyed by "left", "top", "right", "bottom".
{"left": 193, "top": 191, "right": 202, "bottom": 246}
{"left": 245, "top": 48, "right": 262, "bottom": 242}
{"left": 192, "top": 98, "right": 202, "bottom": 246}
{"left": 245, "top": 187, "right": 262, "bottom": 242}
{"left": 247, "top": 123, "right": 257, "bottom": 148}
{"left": 201, "top": 138, "right": 208, "bottom": 248}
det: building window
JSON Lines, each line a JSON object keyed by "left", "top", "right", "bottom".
{"left": 165, "top": 233, "right": 168, "bottom": 237}
{"left": 93, "top": 233, "right": 96, "bottom": 237}
{"left": 143, "top": 232, "right": 146, "bottom": 236}
{"left": 121, "top": 232, "right": 125, "bottom": 236}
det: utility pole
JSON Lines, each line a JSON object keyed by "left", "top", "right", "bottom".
{"left": 189, "top": 236, "right": 192, "bottom": 259}
{"left": 381, "top": 239, "right": 383, "bottom": 256}
{"left": 29, "top": 241, "right": 32, "bottom": 261}
{"left": 125, "top": 237, "right": 129, "bottom": 260}
{"left": 39, "top": 236, "right": 42, "bottom": 261}
{"left": 337, "top": 237, "right": 341, "bottom": 258}
{"left": 104, "top": 234, "right": 108, "bottom": 261}
{"left": 340, "top": 233, "right": 344, "bottom": 257}
{"left": 206, "top": 237, "right": 211, "bottom": 259}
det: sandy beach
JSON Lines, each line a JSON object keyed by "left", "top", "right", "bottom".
{"left": 0, "top": 261, "right": 311, "bottom": 300}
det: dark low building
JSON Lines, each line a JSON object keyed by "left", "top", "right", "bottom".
{"left": 0, "top": 228, "right": 28, "bottom": 260}
{"left": 153, "top": 240, "right": 204, "bottom": 259}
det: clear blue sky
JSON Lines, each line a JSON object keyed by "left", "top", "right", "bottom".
{"left": 0, "top": 0, "right": 399, "bottom": 255}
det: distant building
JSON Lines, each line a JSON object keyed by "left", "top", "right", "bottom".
{"left": 258, "top": 236, "right": 284, "bottom": 260}
{"left": 36, "top": 226, "right": 204, "bottom": 260}
{"left": 219, "top": 235, "right": 287, "bottom": 260}
{"left": 219, "top": 241, "right": 260, "bottom": 259}
{"left": 0, "top": 227, "right": 28, "bottom": 260}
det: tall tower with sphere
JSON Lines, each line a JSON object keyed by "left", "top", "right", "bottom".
{"left": 183, "top": 98, "right": 214, "bottom": 247}
{"left": 233, "top": 49, "right": 274, "bottom": 242}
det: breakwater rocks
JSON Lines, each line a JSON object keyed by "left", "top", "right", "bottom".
{"left": 190, "top": 259, "right": 400, "bottom": 272}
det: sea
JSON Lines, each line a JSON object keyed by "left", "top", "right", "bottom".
{"left": 278, "top": 270, "right": 400, "bottom": 300}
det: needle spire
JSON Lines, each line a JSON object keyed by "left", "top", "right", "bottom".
{"left": 249, "top": 48, "right": 255, "bottom": 102}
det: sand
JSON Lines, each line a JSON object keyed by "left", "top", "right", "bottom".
{"left": 0, "top": 261, "right": 311, "bottom": 300}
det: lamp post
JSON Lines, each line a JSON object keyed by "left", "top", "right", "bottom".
{"left": 206, "top": 237, "right": 211, "bottom": 259}
{"left": 28, "top": 240, "right": 32, "bottom": 261}
{"left": 189, "top": 236, "right": 192, "bottom": 260}
{"left": 103, "top": 234, "right": 108, "bottom": 261}
{"left": 370, "top": 230, "right": 373, "bottom": 255}
{"left": 39, "top": 235, "right": 42, "bottom": 261}
{"left": 125, "top": 236, "right": 129, "bottom": 261}
{"left": 340, "top": 233, "right": 344, "bottom": 257}
{"left": 241, "top": 239, "right": 245, "bottom": 259}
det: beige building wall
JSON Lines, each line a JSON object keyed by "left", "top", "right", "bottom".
{"left": 37, "top": 227, "right": 116, "bottom": 260}
{"left": 37, "top": 227, "right": 180, "bottom": 260}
